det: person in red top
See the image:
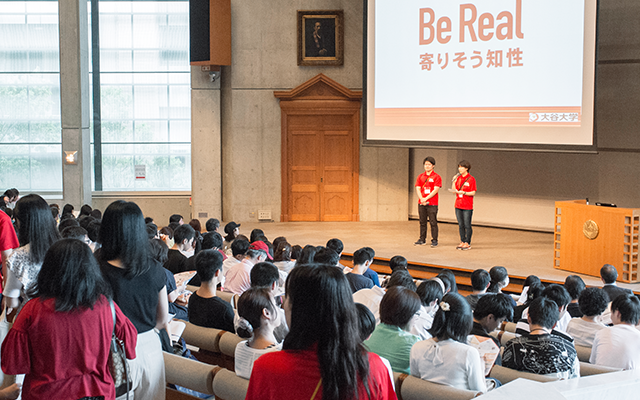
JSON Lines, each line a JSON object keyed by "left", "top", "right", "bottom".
{"left": 1, "top": 239, "right": 138, "bottom": 400}
{"left": 451, "top": 160, "right": 476, "bottom": 250}
{"left": 414, "top": 156, "right": 442, "bottom": 247}
{"left": 0, "top": 209, "right": 19, "bottom": 296}
{"left": 246, "top": 265, "right": 396, "bottom": 400}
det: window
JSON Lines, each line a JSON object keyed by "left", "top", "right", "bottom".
{"left": 0, "top": 1, "right": 62, "bottom": 194}
{"left": 93, "top": 1, "right": 191, "bottom": 191}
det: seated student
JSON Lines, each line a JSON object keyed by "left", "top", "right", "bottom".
{"left": 345, "top": 247, "right": 376, "bottom": 293}
{"left": 381, "top": 255, "right": 408, "bottom": 288}
{"left": 411, "top": 280, "right": 444, "bottom": 337}
{"left": 590, "top": 294, "right": 640, "bottom": 370}
{"left": 514, "top": 281, "right": 544, "bottom": 322}
{"left": 410, "top": 292, "right": 486, "bottom": 393}
{"left": 566, "top": 287, "right": 609, "bottom": 347}
{"left": 516, "top": 284, "right": 572, "bottom": 336}
{"left": 224, "top": 245, "right": 267, "bottom": 295}
{"left": 222, "top": 221, "right": 241, "bottom": 255}
{"left": 355, "top": 303, "right": 395, "bottom": 391}
{"left": 205, "top": 218, "right": 220, "bottom": 233}
{"left": 60, "top": 225, "right": 88, "bottom": 242}
{"left": 600, "top": 264, "right": 633, "bottom": 302}
{"left": 313, "top": 247, "right": 340, "bottom": 269}
{"left": 364, "top": 286, "right": 421, "bottom": 374}
{"left": 466, "top": 269, "right": 491, "bottom": 310}
{"left": 437, "top": 269, "right": 458, "bottom": 294}
{"left": 325, "top": 238, "right": 346, "bottom": 270}
{"left": 272, "top": 241, "right": 295, "bottom": 273}
{"left": 564, "top": 275, "right": 586, "bottom": 318}
{"left": 222, "top": 238, "right": 249, "bottom": 280}
{"left": 150, "top": 238, "right": 189, "bottom": 321}
{"left": 471, "top": 293, "right": 514, "bottom": 367}
{"left": 487, "top": 266, "right": 516, "bottom": 307}
{"left": 188, "top": 249, "right": 235, "bottom": 332}
{"left": 169, "top": 213, "right": 184, "bottom": 225}
{"left": 354, "top": 269, "right": 416, "bottom": 325}
{"left": 503, "top": 297, "right": 580, "bottom": 379}
{"left": 250, "top": 262, "right": 288, "bottom": 339}
{"left": 234, "top": 288, "right": 283, "bottom": 379}
{"left": 164, "top": 224, "right": 196, "bottom": 274}
{"left": 516, "top": 275, "right": 542, "bottom": 305}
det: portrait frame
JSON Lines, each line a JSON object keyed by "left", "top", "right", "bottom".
{"left": 297, "top": 10, "right": 344, "bottom": 66}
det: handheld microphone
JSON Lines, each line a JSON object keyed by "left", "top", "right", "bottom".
{"left": 452, "top": 173, "right": 460, "bottom": 182}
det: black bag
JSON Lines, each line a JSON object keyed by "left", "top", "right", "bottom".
{"left": 109, "top": 300, "right": 132, "bottom": 398}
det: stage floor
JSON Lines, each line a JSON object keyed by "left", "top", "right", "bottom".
{"left": 236, "top": 220, "right": 640, "bottom": 292}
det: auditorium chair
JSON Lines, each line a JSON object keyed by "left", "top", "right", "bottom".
{"left": 178, "top": 321, "right": 243, "bottom": 370}
{"left": 393, "top": 373, "right": 480, "bottom": 400}
{"left": 164, "top": 352, "right": 218, "bottom": 400}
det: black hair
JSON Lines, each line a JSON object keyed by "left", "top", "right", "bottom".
{"left": 273, "top": 241, "right": 292, "bottom": 262}
{"left": 600, "top": 264, "right": 618, "bottom": 284}
{"left": 33, "top": 239, "right": 111, "bottom": 312}
{"left": 250, "top": 229, "right": 264, "bottom": 244}
{"left": 79, "top": 204, "right": 92, "bottom": 216}
{"left": 50, "top": 205, "right": 60, "bottom": 221}
{"left": 314, "top": 248, "right": 339, "bottom": 266}
{"left": 423, "top": 156, "right": 436, "bottom": 165}
{"left": 525, "top": 281, "right": 545, "bottom": 305}
{"left": 145, "top": 223, "right": 158, "bottom": 240}
{"left": 62, "top": 203, "right": 74, "bottom": 215}
{"left": 291, "top": 245, "right": 302, "bottom": 260}
{"left": 488, "top": 266, "right": 508, "bottom": 293}
{"left": 564, "top": 275, "right": 586, "bottom": 300}
{"left": 429, "top": 292, "right": 473, "bottom": 343}
{"left": 98, "top": 200, "right": 152, "bottom": 278}
{"left": 386, "top": 270, "right": 417, "bottom": 291}
{"left": 542, "top": 284, "right": 571, "bottom": 308}
{"left": 168, "top": 222, "right": 180, "bottom": 234}
{"left": 60, "top": 226, "right": 88, "bottom": 241}
{"left": 389, "top": 255, "right": 408, "bottom": 272}
{"left": 284, "top": 265, "right": 370, "bottom": 400}
{"left": 14, "top": 194, "right": 61, "bottom": 264}
{"left": 195, "top": 249, "right": 223, "bottom": 282}
{"left": 458, "top": 159, "right": 471, "bottom": 171}
{"left": 231, "top": 238, "right": 250, "bottom": 257}
{"left": 355, "top": 303, "right": 376, "bottom": 342}
{"left": 578, "top": 287, "right": 609, "bottom": 317}
{"left": 77, "top": 215, "right": 95, "bottom": 231}
{"left": 205, "top": 218, "right": 220, "bottom": 232}
{"left": 201, "top": 231, "right": 223, "bottom": 250}
{"left": 90, "top": 209, "right": 102, "bottom": 219}
{"left": 58, "top": 217, "right": 80, "bottom": 233}
{"left": 236, "top": 287, "right": 276, "bottom": 339}
{"left": 144, "top": 217, "right": 154, "bottom": 224}
{"left": 245, "top": 248, "right": 265, "bottom": 261}
{"left": 159, "top": 226, "right": 173, "bottom": 239}
{"left": 296, "top": 245, "right": 316, "bottom": 266}
{"left": 86, "top": 220, "right": 101, "bottom": 243}
{"left": 612, "top": 294, "right": 640, "bottom": 325}
{"left": 149, "top": 238, "right": 169, "bottom": 264}
{"left": 416, "top": 280, "right": 444, "bottom": 307}
{"left": 523, "top": 275, "right": 541, "bottom": 288}
{"left": 169, "top": 214, "right": 183, "bottom": 224}
{"left": 437, "top": 269, "right": 458, "bottom": 293}
{"left": 353, "top": 247, "right": 374, "bottom": 266}
{"left": 528, "top": 297, "right": 559, "bottom": 329}
{"left": 326, "top": 238, "right": 344, "bottom": 255}
{"left": 173, "top": 224, "right": 196, "bottom": 245}
{"left": 250, "top": 262, "right": 280, "bottom": 288}
{"left": 471, "top": 269, "right": 490, "bottom": 291}
{"left": 474, "top": 293, "right": 514, "bottom": 321}
{"left": 380, "top": 286, "right": 421, "bottom": 328}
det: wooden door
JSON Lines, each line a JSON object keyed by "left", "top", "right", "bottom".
{"left": 275, "top": 74, "right": 361, "bottom": 222}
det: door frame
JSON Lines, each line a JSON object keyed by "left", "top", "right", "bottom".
{"left": 275, "top": 74, "right": 362, "bottom": 222}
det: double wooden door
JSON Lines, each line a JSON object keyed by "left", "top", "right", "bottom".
{"left": 275, "top": 74, "right": 361, "bottom": 222}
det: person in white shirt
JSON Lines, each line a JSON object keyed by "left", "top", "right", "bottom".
{"left": 224, "top": 247, "right": 266, "bottom": 296}
{"left": 234, "top": 287, "right": 282, "bottom": 379}
{"left": 222, "top": 239, "right": 249, "bottom": 286}
{"left": 566, "top": 287, "right": 609, "bottom": 347}
{"left": 591, "top": 294, "right": 640, "bottom": 370}
{"left": 410, "top": 280, "right": 444, "bottom": 339}
{"left": 516, "top": 284, "right": 572, "bottom": 336}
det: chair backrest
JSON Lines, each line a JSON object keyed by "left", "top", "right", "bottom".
{"left": 579, "top": 361, "right": 622, "bottom": 376}
{"left": 489, "top": 365, "right": 558, "bottom": 384}
{"left": 575, "top": 345, "right": 592, "bottom": 363}
{"left": 163, "top": 352, "right": 218, "bottom": 395}
{"left": 181, "top": 321, "right": 225, "bottom": 353}
{"left": 219, "top": 331, "right": 244, "bottom": 358}
{"left": 490, "top": 330, "right": 518, "bottom": 346}
{"left": 394, "top": 373, "right": 480, "bottom": 400}
{"left": 212, "top": 367, "right": 249, "bottom": 400}
{"left": 217, "top": 290, "right": 235, "bottom": 304}
{"left": 502, "top": 321, "right": 517, "bottom": 333}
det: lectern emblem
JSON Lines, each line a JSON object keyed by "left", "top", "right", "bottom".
{"left": 583, "top": 220, "right": 599, "bottom": 240}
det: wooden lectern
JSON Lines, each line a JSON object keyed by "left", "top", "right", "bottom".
{"left": 554, "top": 200, "right": 640, "bottom": 283}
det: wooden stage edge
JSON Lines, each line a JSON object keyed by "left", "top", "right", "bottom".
{"left": 236, "top": 220, "right": 640, "bottom": 295}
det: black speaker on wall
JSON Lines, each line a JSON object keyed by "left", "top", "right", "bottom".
{"left": 189, "top": 0, "right": 231, "bottom": 66}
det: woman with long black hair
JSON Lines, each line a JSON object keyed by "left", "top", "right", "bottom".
{"left": 246, "top": 264, "right": 396, "bottom": 400}
{"left": 97, "top": 200, "right": 169, "bottom": 400}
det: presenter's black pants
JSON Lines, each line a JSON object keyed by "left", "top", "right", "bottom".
{"left": 455, "top": 208, "right": 473, "bottom": 244}
{"left": 418, "top": 205, "right": 438, "bottom": 242}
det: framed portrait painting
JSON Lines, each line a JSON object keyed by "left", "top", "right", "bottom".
{"left": 297, "top": 10, "right": 344, "bottom": 66}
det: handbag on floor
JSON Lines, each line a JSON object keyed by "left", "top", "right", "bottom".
{"left": 108, "top": 300, "right": 132, "bottom": 399}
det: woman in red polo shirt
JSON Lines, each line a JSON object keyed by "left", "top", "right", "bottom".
{"left": 452, "top": 160, "right": 476, "bottom": 250}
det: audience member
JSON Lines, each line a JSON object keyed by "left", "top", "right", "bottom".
{"left": 516, "top": 284, "right": 572, "bottom": 336}
{"left": 381, "top": 255, "right": 408, "bottom": 288}
{"left": 249, "top": 229, "right": 264, "bottom": 244}
{"left": 188, "top": 219, "right": 202, "bottom": 233}
{"left": 224, "top": 247, "right": 267, "bottom": 295}
{"left": 325, "top": 238, "right": 346, "bottom": 270}
{"left": 90, "top": 209, "right": 102, "bottom": 219}
{"left": 600, "top": 264, "right": 633, "bottom": 302}
{"left": 222, "top": 221, "right": 241, "bottom": 254}
{"left": 97, "top": 200, "right": 169, "bottom": 399}
{"left": 150, "top": 238, "right": 188, "bottom": 321}
{"left": 412, "top": 280, "right": 444, "bottom": 336}
{"left": 163, "top": 224, "right": 196, "bottom": 274}
{"left": 437, "top": 269, "right": 458, "bottom": 293}
{"left": 487, "top": 267, "right": 514, "bottom": 308}
{"left": 159, "top": 226, "right": 174, "bottom": 248}
{"left": 145, "top": 222, "right": 159, "bottom": 240}
{"left": 590, "top": 294, "right": 640, "bottom": 370}
{"left": 169, "top": 214, "right": 184, "bottom": 225}
{"left": 61, "top": 203, "right": 74, "bottom": 216}
{"left": 272, "top": 241, "right": 295, "bottom": 273}
{"left": 410, "top": 292, "right": 486, "bottom": 392}
{"left": 516, "top": 275, "right": 542, "bottom": 304}
{"left": 566, "top": 287, "right": 609, "bottom": 347}
{"left": 503, "top": 297, "right": 580, "bottom": 379}
{"left": 290, "top": 244, "right": 302, "bottom": 261}
{"left": 564, "top": 275, "right": 586, "bottom": 318}
{"left": 222, "top": 239, "right": 249, "bottom": 282}
{"left": 1, "top": 239, "right": 137, "bottom": 399}
{"left": 313, "top": 247, "right": 339, "bottom": 267}
{"left": 466, "top": 269, "right": 491, "bottom": 310}
{"left": 205, "top": 218, "right": 220, "bottom": 233}
{"left": 346, "top": 247, "right": 375, "bottom": 293}
{"left": 354, "top": 303, "right": 396, "bottom": 390}
{"left": 514, "top": 281, "right": 544, "bottom": 322}
{"left": 0, "top": 209, "right": 19, "bottom": 301}
{"left": 250, "top": 262, "right": 289, "bottom": 342}
{"left": 471, "top": 293, "right": 514, "bottom": 366}
{"left": 86, "top": 219, "right": 101, "bottom": 252}
{"left": 234, "top": 288, "right": 283, "bottom": 379}
{"left": 57, "top": 216, "right": 79, "bottom": 233}
{"left": 294, "top": 245, "right": 316, "bottom": 267}
{"left": 246, "top": 265, "right": 395, "bottom": 400}
{"left": 60, "top": 225, "right": 88, "bottom": 242}
{"left": 79, "top": 204, "right": 92, "bottom": 217}
{"left": 188, "top": 249, "right": 234, "bottom": 332}
{"left": 354, "top": 269, "right": 415, "bottom": 325}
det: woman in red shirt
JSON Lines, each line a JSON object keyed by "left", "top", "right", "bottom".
{"left": 451, "top": 160, "right": 477, "bottom": 250}
{"left": 246, "top": 264, "right": 396, "bottom": 400}
{"left": 1, "top": 239, "right": 137, "bottom": 400}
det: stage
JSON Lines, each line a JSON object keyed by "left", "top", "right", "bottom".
{"left": 236, "top": 220, "right": 640, "bottom": 293}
